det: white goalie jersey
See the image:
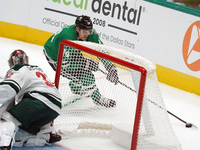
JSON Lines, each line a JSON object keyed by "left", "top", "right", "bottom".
{"left": 0, "top": 64, "right": 61, "bottom": 114}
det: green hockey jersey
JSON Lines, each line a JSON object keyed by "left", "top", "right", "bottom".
{"left": 44, "top": 25, "right": 102, "bottom": 62}
{"left": 44, "top": 25, "right": 112, "bottom": 71}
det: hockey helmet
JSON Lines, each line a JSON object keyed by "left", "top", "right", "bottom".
{"left": 75, "top": 15, "right": 93, "bottom": 30}
{"left": 8, "top": 49, "right": 29, "bottom": 68}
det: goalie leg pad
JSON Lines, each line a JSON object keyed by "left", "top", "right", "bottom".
{"left": 14, "top": 133, "right": 61, "bottom": 147}
{"left": 22, "top": 133, "right": 61, "bottom": 146}
{"left": 0, "top": 112, "right": 19, "bottom": 147}
{"left": 0, "top": 121, "right": 15, "bottom": 147}
{"left": 14, "top": 123, "right": 59, "bottom": 147}
{"left": 14, "top": 132, "right": 50, "bottom": 147}
{"left": 24, "top": 134, "right": 49, "bottom": 147}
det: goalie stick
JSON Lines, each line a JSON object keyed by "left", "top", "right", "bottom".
{"left": 99, "top": 69, "right": 198, "bottom": 129}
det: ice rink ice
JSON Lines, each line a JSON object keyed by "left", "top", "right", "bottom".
{"left": 0, "top": 37, "right": 200, "bottom": 150}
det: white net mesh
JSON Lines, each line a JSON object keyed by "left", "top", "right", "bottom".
{"left": 53, "top": 41, "right": 181, "bottom": 150}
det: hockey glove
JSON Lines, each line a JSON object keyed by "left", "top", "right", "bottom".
{"left": 82, "top": 58, "right": 99, "bottom": 72}
{"left": 106, "top": 64, "right": 119, "bottom": 85}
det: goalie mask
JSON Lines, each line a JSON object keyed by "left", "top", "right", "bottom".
{"left": 8, "top": 49, "right": 29, "bottom": 68}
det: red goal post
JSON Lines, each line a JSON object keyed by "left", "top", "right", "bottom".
{"left": 55, "top": 40, "right": 146, "bottom": 150}
{"left": 54, "top": 40, "right": 181, "bottom": 150}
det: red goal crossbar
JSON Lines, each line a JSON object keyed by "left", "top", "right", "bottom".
{"left": 55, "top": 40, "right": 147, "bottom": 150}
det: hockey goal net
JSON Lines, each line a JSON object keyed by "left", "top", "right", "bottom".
{"left": 53, "top": 40, "right": 181, "bottom": 150}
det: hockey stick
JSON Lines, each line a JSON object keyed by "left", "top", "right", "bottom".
{"left": 63, "top": 95, "right": 90, "bottom": 107}
{"left": 99, "top": 69, "right": 198, "bottom": 129}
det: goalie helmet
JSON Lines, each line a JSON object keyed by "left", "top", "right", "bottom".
{"left": 75, "top": 15, "right": 93, "bottom": 30}
{"left": 8, "top": 49, "right": 29, "bottom": 68}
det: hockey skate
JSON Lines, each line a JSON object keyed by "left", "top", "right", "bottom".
{"left": 14, "top": 133, "right": 62, "bottom": 147}
{"left": 93, "top": 96, "right": 116, "bottom": 108}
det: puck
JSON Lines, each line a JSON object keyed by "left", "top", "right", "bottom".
{"left": 185, "top": 123, "right": 192, "bottom": 128}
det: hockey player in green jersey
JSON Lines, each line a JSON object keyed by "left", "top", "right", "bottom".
{"left": 43, "top": 15, "right": 119, "bottom": 108}
{"left": 0, "top": 50, "right": 61, "bottom": 150}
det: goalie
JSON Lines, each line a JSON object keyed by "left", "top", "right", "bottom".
{"left": 43, "top": 15, "right": 119, "bottom": 108}
{"left": 0, "top": 50, "right": 62, "bottom": 150}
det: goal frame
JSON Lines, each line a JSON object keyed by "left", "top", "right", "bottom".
{"left": 54, "top": 40, "right": 147, "bottom": 150}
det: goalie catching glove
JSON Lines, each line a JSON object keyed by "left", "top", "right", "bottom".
{"left": 82, "top": 58, "right": 99, "bottom": 72}
{"left": 106, "top": 64, "right": 119, "bottom": 85}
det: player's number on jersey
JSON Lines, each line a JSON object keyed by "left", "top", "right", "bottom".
{"left": 36, "top": 72, "right": 54, "bottom": 87}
